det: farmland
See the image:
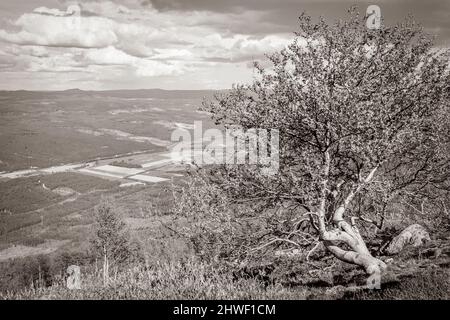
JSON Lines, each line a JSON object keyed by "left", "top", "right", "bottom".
{"left": 0, "top": 89, "right": 216, "bottom": 172}
{"left": 0, "top": 89, "right": 215, "bottom": 264}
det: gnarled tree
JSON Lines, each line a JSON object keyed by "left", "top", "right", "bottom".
{"left": 175, "top": 8, "right": 449, "bottom": 284}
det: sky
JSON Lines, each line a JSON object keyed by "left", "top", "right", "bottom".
{"left": 0, "top": 0, "right": 449, "bottom": 91}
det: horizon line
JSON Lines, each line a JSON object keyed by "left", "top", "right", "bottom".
{"left": 0, "top": 88, "right": 229, "bottom": 93}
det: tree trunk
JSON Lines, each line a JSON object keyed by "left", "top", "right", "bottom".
{"left": 321, "top": 220, "right": 387, "bottom": 289}
{"left": 103, "top": 248, "right": 109, "bottom": 286}
{"left": 317, "top": 157, "right": 385, "bottom": 288}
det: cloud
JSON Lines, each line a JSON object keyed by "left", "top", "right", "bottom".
{"left": 80, "top": 1, "right": 132, "bottom": 17}
{"left": 33, "top": 5, "right": 81, "bottom": 17}
{"left": 0, "top": 11, "right": 118, "bottom": 48}
{"left": 0, "top": 0, "right": 293, "bottom": 89}
{"left": 85, "top": 46, "right": 186, "bottom": 76}
{"left": 0, "top": 1, "right": 291, "bottom": 53}
{"left": 192, "top": 33, "right": 290, "bottom": 63}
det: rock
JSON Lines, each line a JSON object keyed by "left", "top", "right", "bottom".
{"left": 66, "top": 265, "right": 81, "bottom": 290}
{"left": 384, "top": 224, "right": 431, "bottom": 255}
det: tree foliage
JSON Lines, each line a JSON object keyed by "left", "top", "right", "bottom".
{"left": 91, "top": 200, "right": 142, "bottom": 283}
{"left": 176, "top": 8, "right": 450, "bottom": 279}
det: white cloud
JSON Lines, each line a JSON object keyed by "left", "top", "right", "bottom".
{"left": 0, "top": 1, "right": 293, "bottom": 89}
{"left": 0, "top": 12, "right": 118, "bottom": 48}
{"left": 33, "top": 7, "right": 69, "bottom": 17}
{"left": 85, "top": 46, "right": 186, "bottom": 76}
{"left": 85, "top": 46, "right": 138, "bottom": 65}
{"left": 80, "top": 1, "right": 132, "bottom": 17}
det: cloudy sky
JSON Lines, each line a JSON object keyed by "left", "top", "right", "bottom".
{"left": 0, "top": 0, "right": 449, "bottom": 91}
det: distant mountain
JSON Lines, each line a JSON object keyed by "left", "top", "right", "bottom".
{"left": 0, "top": 88, "right": 226, "bottom": 100}
{"left": 61, "top": 88, "right": 84, "bottom": 94}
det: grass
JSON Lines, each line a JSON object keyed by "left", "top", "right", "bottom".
{"left": 40, "top": 172, "right": 120, "bottom": 193}
{"left": 2, "top": 256, "right": 449, "bottom": 300}
{"left": 0, "top": 259, "right": 308, "bottom": 300}
{"left": 343, "top": 269, "right": 450, "bottom": 300}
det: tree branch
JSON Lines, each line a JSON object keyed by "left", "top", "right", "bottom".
{"left": 333, "top": 165, "right": 379, "bottom": 222}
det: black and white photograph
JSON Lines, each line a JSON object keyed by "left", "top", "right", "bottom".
{"left": 0, "top": 0, "right": 449, "bottom": 304}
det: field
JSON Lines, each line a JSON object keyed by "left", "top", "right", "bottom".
{"left": 0, "top": 89, "right": 216, "bottom": 172}
{"left": 0, "top": 89, "right": 214, "bottom": 271}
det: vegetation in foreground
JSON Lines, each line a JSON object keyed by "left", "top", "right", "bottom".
{"left": 1, "top": 196, "right": 449, "bottom": 300}
{"left": 1, "top": 248, "right": 449, "bottom": 300}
